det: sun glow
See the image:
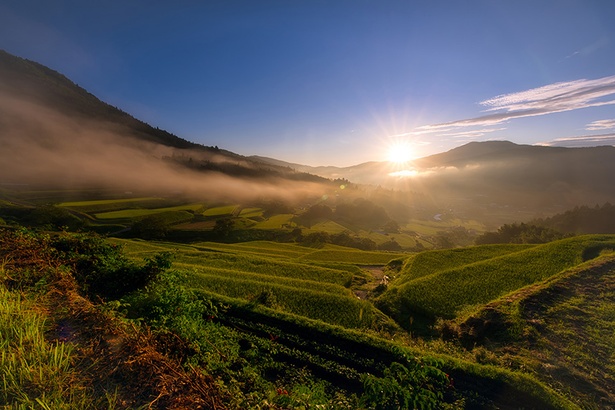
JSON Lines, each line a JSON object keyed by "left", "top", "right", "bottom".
{"left": 386, "top": 142, "right": 415, "bottom": 164}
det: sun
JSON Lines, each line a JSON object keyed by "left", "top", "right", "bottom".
{"left": 386, "top": 142, "right": 415, "bottom": 164}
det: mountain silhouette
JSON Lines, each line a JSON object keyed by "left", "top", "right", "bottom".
{"left": 2, "top": 49, "right": 614, "bottom": 216}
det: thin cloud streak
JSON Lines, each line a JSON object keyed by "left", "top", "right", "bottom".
{"left": 586, "top": 119, "right": 615, "bottom": 131}
{"left": 539, "top": 132, "right": 615, "bottom": 147}
{"left": 391, "top": 75, "right": 615, "bottom": 141}
{"left": 481, "top": 76, "right": 615, "bottom": 113}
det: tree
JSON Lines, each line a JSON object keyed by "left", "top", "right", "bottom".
{"left": 379, "top": 239, "right": 402, "bottom": 251}
{"left": 132, "top": 216, "right": 169, "bottom": 239}
{"left": 475, "top": 223, "right": 566, "bottom": 245}
{"left": 302, "top": 231, "right": 330, "bottom": 247}
{"left": 382, "top": 220, "right": 400, "bottom": 234}
{"left": 213, "top": 218, "right": 234, "bottom": 238}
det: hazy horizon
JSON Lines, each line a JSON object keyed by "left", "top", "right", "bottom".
{"left": 2, "top": 1, "right": 615, "bottom": 167}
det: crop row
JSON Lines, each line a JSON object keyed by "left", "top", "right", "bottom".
{"left": 111, "top": 238, "right": 358, "bottom": 286}
{"left": 94, "top": 204, "right": 204, "bottom": 219}
{"left": 193, "top": 240, "right": 310, "bottom": 259}
{"left": 378, "top": 235, "right": 615, "bottom": 321}
{"left": 58, "top": 197, "right": 170, "bottom": 213}
{"left": 193, "top": 240, "right": 311, "bottom": 257}
{"left": 395, "top": 243, "right": 535, "bottom": 284}
{"left": 298, "top": 248, "right": 404, "bottom": 264}
{"left": 182, "top": 267, "right": 351, "bottom": 296}
{"left": 191, "top": 279, "right": 386, "bottom": 329}
{"left": 177, "top": 252, "right": 354, "bottom": 286}
{"left": 201, "top": 205, "right": 238, "bottom": 216}
{"left": 250, "top": 214, "right": 295, "bottom": 229}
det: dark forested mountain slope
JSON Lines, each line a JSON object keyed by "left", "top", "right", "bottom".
{"left": 0, "top": 50, "right": 327, "bottom": 191}
{"left": 0, "top": 49, "right": 199, "bottom": 149}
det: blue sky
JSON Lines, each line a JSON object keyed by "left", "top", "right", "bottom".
{"left": 2, "top": 0, "right": 615, "bottom": 166}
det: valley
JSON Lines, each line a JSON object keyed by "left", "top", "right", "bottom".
{"left": 1, "top": 48, "right": 615, "bottom": 409}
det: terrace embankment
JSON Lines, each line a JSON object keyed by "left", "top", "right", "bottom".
{"left": 453, "top": 255, "right": 615, "bottom": 408}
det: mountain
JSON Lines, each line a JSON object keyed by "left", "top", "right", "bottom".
{"left": 0, "top": 50, "right": 328, "bottom": 197}
{"left": 2, "top": 49, "right": 615, "bottom": 219}
{"left": 0, "top": 50, "right": 198, "bottom": 150}
{"left": 253, "top": 140, "right": 615, "bottom": 218}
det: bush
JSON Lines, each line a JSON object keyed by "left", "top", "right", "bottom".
{"left": 123, "top": 269, "right": 218, "bottom": 331}
{"left": 360, "top": 359, "right": 449, "bottom": 409}
{"left": 49, "top": 233, "right": 172, "bottom": 300}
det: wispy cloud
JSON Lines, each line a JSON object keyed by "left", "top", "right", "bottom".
{"left": 480, "top": 75, "right": 615, "bottom": 114}
{"left": 393, "top": 75, "right": 615, "bottom": 140}
{"left": 539, "top": 133, "right": 615, "bottom": 147}
{"left": 586, "top": 119, "right": 615, "bottom": 131}
{"left": 564, "top": 36, "right": 610, "bottom": 60}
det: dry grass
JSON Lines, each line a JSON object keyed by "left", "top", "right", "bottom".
{"left": 0, "top": 228, "right": 228, "bottom": 409}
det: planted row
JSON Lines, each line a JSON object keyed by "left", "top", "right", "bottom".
{"left": 378, "top": 235, "right": 615, "bottom": 322}
{"left": 191, "top": 280, "right": 389, "bottom": 330}
{"left": 395, "top": 243, "right": 534, "bottom": 285}
{"left": 183, "top": 267, "right": 351, "bottom": 296}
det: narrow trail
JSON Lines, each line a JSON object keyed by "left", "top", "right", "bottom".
{"left": 353, "top": 265, "right": 388, "bottom": 300}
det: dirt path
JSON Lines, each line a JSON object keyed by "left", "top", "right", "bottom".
{"left": 352, "top": 265, "right": 388, "bottom": 299}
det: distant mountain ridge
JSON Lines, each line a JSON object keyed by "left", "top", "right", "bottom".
{"left": 2, "top": 49, "right": 615, "bottom": 216}
{"left": 253, "top": 140, "right": 615, "bottom": 215}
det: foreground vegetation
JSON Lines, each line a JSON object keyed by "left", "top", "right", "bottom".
{"left": 0, "top": 227, "right": 587, "bottom": 408}
{"left": 1, "top": 189, "right": 614, "bottom": 408}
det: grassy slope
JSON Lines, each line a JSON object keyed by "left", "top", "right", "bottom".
{"left": 451, "top": 253, "right": 615, "bottom": 409}
{"left": 195, "top": 290, "right": 578, "bottom": 410}
{"left": 395, "top": 243, "right": 535, "bottom": 284}
{"left": 108, "top": 235, "right": 605, "bottom": 407}
{"left": 298, "top": 247, "right": 406, "bottom": 264}
{"left": 111, "top": 238, "right": 393, "bottom": 330}
{"left": 94, "top": 204, "right": 203, "bottom": 219}
{"left": 0, "top": 229, "right": 583, "bottom": 408}
{"left": 0, "top": 284, "right": 95, "bottom": 408}
{"left": 377, "top": 235, "right": 615, "bottom": 324}
{"left": 0, "top": 229, "right": 226, "bottom": 409}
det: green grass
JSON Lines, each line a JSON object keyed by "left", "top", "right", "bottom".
{"left": 298, "top": 248, "right": 406, "bottom": 264}
{"left": 364, "top": 231, "right": 419, "bottom": 248}
{"left": 182, "top": 266, "right": 352, "bottom": 296}
{"left": 94, "top": 204, "right": 203, "bottom": 219}
{"left": 192, "top": 240, "right": 313, "bottom": 258}
{"left": 58, "top": 197, "right": 161, "bottom": 207}
{"left": 1, "top": 227, "right": 584, "bottom": 408}
{"left": 251, "top": 214, "right": 295, "bottom": 229}
{"left": 403, "top": 218, "right": 485, "bottom": 236}
{"left": 309, "top": 220, "right": 353, "bottom": 234}
{"left": 177, "top": 287, "right": 576, "bottom": 409}
{"left": 58, "top": 197, "right": 169, "bottom": 213}
{"left": 0, "top": 285, "right": 107, "bottom": 408}
{"left": 201, "top": 205, "right": 238, "bottom": 217}
{"left": 110, "top": 238, "right": 355, "bottom": 286}
{"left": 177, "top": 252, "right": 354, "bottom": 287}
{"left": 395, "top": 243, "right": 535, "bottom": 284}
{"left": 194, "top": 282, "right": 390, "bottom": 330}
{"left": 238, "top": 207, "right": 264, "bottom": 218}
{"left": 378, "top": 235, "right": 615, "bottom": 323}
{"left": 108, "top": 238, "right": 392, "bottom": 330}
{"left": 455, "top": 253, "right": 615, "bottom": 408}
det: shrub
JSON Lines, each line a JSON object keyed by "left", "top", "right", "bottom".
{"left": 49, "top": 233, "right": 172, "bottom": 300}
{"left": 360, "top": 359, "right": 449, "bottom": 409}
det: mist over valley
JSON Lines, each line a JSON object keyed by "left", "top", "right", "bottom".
{"left": 1, "top": 47, "right": 615, "bottom": 409}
